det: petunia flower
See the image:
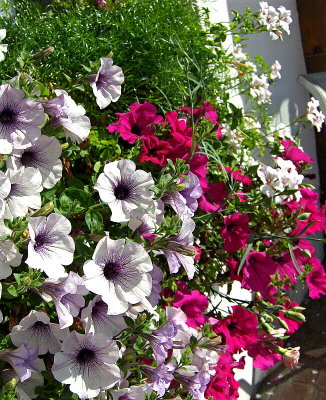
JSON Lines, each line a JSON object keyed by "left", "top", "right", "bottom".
{"left": 0, "top": 84, "right": 45, "bottom": 153}
{"left": 162, "top": 216, "right": 196, "bottom": 279}
{"left": 0, "top": 345, "right": 40, "bottom": 382}
{"left": 39, "top": 271, "right": 88, "bottom": 329}
{"left": 0, "top": 167, "right": 42, "bottom": 221}
{"left": 162, "top": 172, "right": 202, "bottom": 217}
{"left": 10, "top": 311, "right": 69, "bottom": 355}
{"left": 108, "top": 101, "right": 165, "bottom": 144}
{"left": 0, "top": 220, "right": 22, "bottom": 280}
{"left": 94, "top": 159, "right": 155, "bottom": 223}
{"left": 52, "top": 331, "right": 121, "bottom": 399}
{"left": 175, "top": 369, "right": 211, "bottom": 400}
{"left": 141, "top": 362, "right": 175, "bottom": 397}
{"left": 81, "top": 295, "right": 127, "bottom": 337}
{"left": 89, "top": 57, "right": 124, "bottom": 109}
{"left": 26, "top": 213, "right": 75, "bottom": 279}
{"left": 83, "top": 236, "right": 153, "bottom": 315}
{"left": 111, "top": 384, "right": 151, "bottom": 400}
{"left": 15, "top": 359, "right": 45, "bottom": 400}
{"left": 7, "top": 135, "right": 63, "bottom": 189}
{"left": 43, "top": 89, "right": 90, "bottom": 143}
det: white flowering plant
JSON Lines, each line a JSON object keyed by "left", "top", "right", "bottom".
{"left": 0, "top": 2, "right": 325, "bottom": 400}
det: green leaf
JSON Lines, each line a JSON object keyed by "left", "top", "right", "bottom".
{"left": 85, "top": 209, "right": 103, "bottom": 233}
{"left": 60, "top": 188, "right": 94, "bottom": 214}
{"left": 7, "top": 285, "right": 18, "bottom": 297}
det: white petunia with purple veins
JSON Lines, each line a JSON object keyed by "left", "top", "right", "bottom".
{"left": 10, "top": 311, "right": 69, "bottom": 355}
{"left": 81, "top": 295, "right": 127, "bottom": 337}
{"left": 89, "top": 57, "right": 124, "bottom": 109}
{"left": 52, "top": 331, "right": 121, "bottom": 399}
{"left": 7, "top": 135, "right": 63, "bottom": 189}
{"left": 162, "top": 172, "right": 202, "bottom": 217}
{"left": 0, "top": 220, "right": 22, "bottom": 279}
{"left": 162, "top": 216, "right": 196, "bottom": 279}
{"left": 0, "top": 167, "right": 42, "bottom": 221}
{"left": 26, "top": 213, "right": 75, "bottom": 279}
{"left": 0, "top": 84, "right": 45, "bottom": 153}
{"left": 39, "top": 271, "right": 88, "bottom": 329}
{"left": 128, "top": 199, "right": 164, "bottom": 236}
{"left": 83, "top": 236, "right": 153, "bottom": 315}
{"left": 43, "top": 89, "right": 91, "bottom": 143}
{"left": 94, "top": 159, "right": 155, "bottom": 223}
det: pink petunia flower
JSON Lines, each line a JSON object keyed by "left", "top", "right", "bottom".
{"left": 108, "top": 101, "right": 165, "bottom": 144}
{"left": 221, "top": 213, "right": 250, "bottom": 253}
{"left": 138, "top": 135, "right": 170, "bottom": 166}
{"left": 171, "top": 282, "right": 208, "bottom": 329}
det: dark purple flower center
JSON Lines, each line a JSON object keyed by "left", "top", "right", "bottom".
{"left": 92, "top": 300, "right": 108, "bottom": 317}
{"left": 228, "top": 321, "right": 237, "bottom": 330}
{"left": 131, "top": 123, "right": 142, "bottom": 135}
{"left": 114, "top": 184, "right": 130, "bottom": 200}
{"left": 119, "top": 394, "right": 133, "bottom": 400}
{"left": 0, "top": 108, "right": 16, "bottom": 124}
{"left": 32, "top": 320, "right": 49, "bottom": 333}
{"left": 103, "top": 261, "right": 121, "bottom": 280}
{"left": 34, "top": 233, "right": 52, "bottom": 252}
{"left": 76, "top": 348, "right": 96, "bottom": 365}
{"left": 21, "top": 151, "right": 35, "bottom": 166}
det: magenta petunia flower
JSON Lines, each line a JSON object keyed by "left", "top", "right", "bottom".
{"left": 242, "top": 251, "right": 278, "bottom": 297}
{"left": 0, "top": 84, "right": 45, "bottom": 152}
{"left": 108, "top": 101, "right": 165, "bottom": 144}
{"left": 138, "top": 135, "right": 170, "bottom": 166}
{"left": 221, "top": 213, "right": 250, "bottom": 253}
{"left": 212, "top": 305, "right": 258, "bottom": 353}
{"left": 171, "top": 283, "right": 208, "bottom": 329}
{"left": 306, "top": 257, "right": 326, "bottom": 299}
{"left": 89, "top": 57, "right": 124, "bottom": 109}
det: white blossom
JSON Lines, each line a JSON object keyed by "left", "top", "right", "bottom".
{"left": 0, "top": 29, "right": 8, "bottom": 62}
{"left": 0, "top": 220, "right": 22, "bottom": 280}
{"left": 83, "top": 236, "right": 153, "bottom": 315}
{"left": 94, "top": 159, "right": 155, "bottom": 223}
{"left": 10, "top": 310, "right": 69, "bottom": 355}
{"left": 307, "top": 97, "right": 325, "bottom": 132}
{"left": 26, "top": 213, "right": 75, "bottom": 279}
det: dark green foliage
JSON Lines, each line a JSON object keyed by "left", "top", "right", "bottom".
{"left": 0, "top": 0, "right": 216, "bottom": 115}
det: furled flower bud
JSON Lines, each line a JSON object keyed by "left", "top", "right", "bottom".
{"left": 283, "top": 347, "right": 300, "bottom": 368}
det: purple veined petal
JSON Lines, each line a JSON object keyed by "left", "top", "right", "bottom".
{"left": 52, "top": 331, "right": 121, "bottom": 398}
{"left": 7, "top": 135, "right": 62, "bottom": 189}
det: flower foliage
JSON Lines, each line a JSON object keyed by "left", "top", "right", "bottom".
{"left": 0, "top": 2, "right": 325, "bottom": 400}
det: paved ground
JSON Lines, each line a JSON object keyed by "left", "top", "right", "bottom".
{"left": 253, "top": 294, "right": 326, "bottom": 400}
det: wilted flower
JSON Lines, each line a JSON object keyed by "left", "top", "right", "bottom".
{"left": 52, "top": 331, "right": 121, "bottom": 399}
{"left": 10, "top": 311, "right": 68, "bottom": 355}
{"left": 7, "top": 135, "right": 62, "bottom": 189}
{"left": 26, "top": 213, "right": 75, "bottom": 279}
{"left": 15, "top": 361, "right": 45, "bottom": 400}
{"left": 0, "top": 167, "right": 42, "bottom": 221}
{"left": 89, "top": 57, "right": 124, "bottom": 109}
{"left": 40, "top": 272, "right": 88, "bottom": 329}
{"left": 0, "top": 84, "right": 45, "bottom": 153}
{"left": 94, "top": 159, "right": 155, "bottom": 223}
{"left": 0, "top": 345, "right": 40, "bottom": 382}
{"left": 175, "top": 369, "right": 211, "bottom": 400}
{"left": 0, "top": 29, "right": 8, "bottom": 62}
{"left": 83, "top": 236, "right": 153, "bottom": 315}
{"left": 283, "top": 347, "right": 300, "bottom": 368}
{"left": 81, "top": 295, "right": 127, "bottom": 337}
{"left": 43, "top": 89, "right": 91, "bottom": 143}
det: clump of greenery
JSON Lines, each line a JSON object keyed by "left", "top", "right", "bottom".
{"left": 0, "top": 0, "right": 217, "bottom": 116}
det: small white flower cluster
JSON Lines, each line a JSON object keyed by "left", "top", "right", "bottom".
{"left": 257, "top": 158, "right": 303, "bottom": 203}
{"left": 250, "top": 74, "right": 272, "bottom": 104}
{"left": 0, "top": 29, "right": 7, "bottom": 62}
{"left": 259, "top": 2, "right": 292, "bottom": 40}
{"left": 307, "top": 97, "right": 325, "bottom": 132}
